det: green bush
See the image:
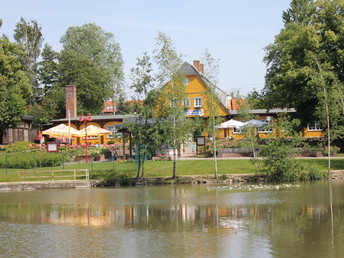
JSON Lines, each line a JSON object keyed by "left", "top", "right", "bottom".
{"left": 322, "top": 145, "right": 340, "bottom": 156}
{"left": 298, "top": 167, "right": 326, "bottom": 181}
{"left": 0, "top": 152, "right": 62, "bottom": 169}
{"left": 3, "top": 141, "right": 33, "bottom": 152}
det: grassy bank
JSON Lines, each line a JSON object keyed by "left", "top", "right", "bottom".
{"left": 0, "top": 158, "right": 343, "bottom": 183}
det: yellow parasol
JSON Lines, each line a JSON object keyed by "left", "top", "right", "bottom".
{"left": 79, "top": 125, "right": 112, "bottom": 136}
{"left": 42, "top": 124, "right": 82, "bottom": 138}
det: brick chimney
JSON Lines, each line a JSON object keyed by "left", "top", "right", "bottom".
{"left": 199, "top": 63, "right": 204, "bottom": 75}
{"left": 65, "top": 85, "right": 77, "bottom": 118}
{"left": 193, "top": 60, "right": 204, "bottom": 75}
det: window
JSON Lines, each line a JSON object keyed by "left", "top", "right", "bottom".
{"left": 233, "top": 127, "right": 245, "bottom": 134}
{"left": 106, "top": 125, "right": 116, "bottom": 132}
{"left": 194, "top": 97, "right": 202, "bottom": 107}
{"left": 106, "top": 125, "right": 116, "bottom": 138}
{"left": 307, "top": 122, "right": 323, "bottom": 131}
{"left": 182, "top": 98, "right": 190, "bottom": 107}
{"left": 258, "top": 125, "right": 273, "bottom": 133}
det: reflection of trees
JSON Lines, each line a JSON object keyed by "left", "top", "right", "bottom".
{"left": 1, "top": 183, "right": 344, "bottom": 256}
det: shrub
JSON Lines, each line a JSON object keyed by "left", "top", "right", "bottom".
{"left": 299, "top": 167, "right": 326, "bottom": 181}
{"left": 3, "top": 141, "right": 33, "bottom": 152}
{"left": 322, "top": 145, "right": 340, "bottom": 156}
{"left": 0, "top": 152, "right": 62, "bottom": 169}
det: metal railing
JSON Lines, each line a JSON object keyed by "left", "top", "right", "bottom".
{"left": 17, "top": 169, "right": 89, "bottom": 182}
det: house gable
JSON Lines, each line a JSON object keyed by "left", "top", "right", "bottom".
{"left": 180, "top": 61, "right": 229, "bottom": 118}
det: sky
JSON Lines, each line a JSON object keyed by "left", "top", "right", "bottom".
{"left": 1, "top": 0, "right": 292, "bottom": 96}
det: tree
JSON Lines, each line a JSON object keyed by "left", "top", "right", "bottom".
{"left": 37, "top": 44, "right": 59, "bottom": 96}
{"left": 154, "top": 32, "right": 190, "bottom": 179}
{"left": 58, "top": 49, "right": 110, "bottom": 115}
{"left": 201, "top": 48, "right": 221, "bottom": 178}
{"left": 260, "top": 115, "right": 305, "bottom": 182}
{"left": 0, "top": 36, "right": 31, "bottom": 143}
{"left": 60, "top": 23, "right": 124, "bottom": 101}
{"left": 307, "top": 52, "right": 344, "bottom": 174}
{"left": 236, "top": 99, "right": 261, "bottom": 175}
{"left": 263, "top": 0, "right": 344, "bottom": 149}
{"left": 14, "top": 17, "right": 43, "bottom": 103}
{"left": 128, "top": 52, "right": 162, "bottom": 178}
{"left": 262, "top": 0, "right": 344, "bottom": 178}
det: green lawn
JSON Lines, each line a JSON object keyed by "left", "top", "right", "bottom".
{"left": 0, "top": 158, "right": 343, "bottom": 182}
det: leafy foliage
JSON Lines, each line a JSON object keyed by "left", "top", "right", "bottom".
{"left": 0, "top": 152, "right": 62, "bottom": 169}
{"left": 0, "top": 36, "right": 31, "bottom": 139}
{"left": 14, "top": 17, "right": 43, "bottom": 103}
{"left": 263, "top": 0, "right": 344, "bottom": 133}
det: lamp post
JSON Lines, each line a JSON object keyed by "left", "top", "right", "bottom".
{"left": 79, "top": 113, "right": 92, "bottom": 163}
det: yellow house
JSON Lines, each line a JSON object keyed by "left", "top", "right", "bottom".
{"left": 165, "top": 61, "right": 325, "bottom": 140}
{"left": 221, "top": 108, "right": 325, "bottom": 140}
{"left": 180, "top": 60, "right": 230, "bottom": 118}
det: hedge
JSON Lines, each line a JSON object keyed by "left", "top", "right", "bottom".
{"left": 0, "top": 152, "right": 62, "bottom": 169}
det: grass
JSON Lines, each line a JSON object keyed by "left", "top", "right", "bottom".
{"left": 0, "top": 158, "right": 343, "bottom": 183}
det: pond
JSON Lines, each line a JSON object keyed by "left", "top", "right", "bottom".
{"left": 0, "top": 181, "right": 343, "bottom": 257}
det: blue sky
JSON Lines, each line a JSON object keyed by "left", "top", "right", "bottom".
{"left": 1, "top": 0, "right": 291, "bottom": 96}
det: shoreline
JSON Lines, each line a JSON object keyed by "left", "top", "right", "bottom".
{"left": 1, "top": 170, "right": 343, "bottom": 190}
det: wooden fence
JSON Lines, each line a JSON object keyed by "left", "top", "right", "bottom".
{"left": 17, "top": 169, "right": 89, "bottom": 182}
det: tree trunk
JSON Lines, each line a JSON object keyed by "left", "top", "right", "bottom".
{"left": 172, "top": 115, "right": 177, "bottom": 179}
{"left": 212, "top": 116, "right": 218, "bottom": 178}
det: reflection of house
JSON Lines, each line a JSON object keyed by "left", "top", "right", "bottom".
{"left": 1, "top": 116, "right": 35, "bottom": 145}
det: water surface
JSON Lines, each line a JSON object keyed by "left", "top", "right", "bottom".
{"left": 0, "top": 181, "right": 343, "bottom": 257}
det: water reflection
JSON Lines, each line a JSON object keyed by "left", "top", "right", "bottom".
{"left": 0, "top": 182, "right": 343, "bottom": 257}
{"left": 0, "top": 183, "right": 341, "bottom": 230}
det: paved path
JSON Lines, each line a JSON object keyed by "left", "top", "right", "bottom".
{"left": 178, "top": 156, "right": 344, "bottom": 160}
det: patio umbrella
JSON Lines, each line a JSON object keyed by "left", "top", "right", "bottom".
{"left": 42, "top": 124, "right": 81, "bottom": 138}
{"left": 79, "top": 125, "right": 112, "bottom": 136}
{"left": 218, "top": 119, "right": 245, "bottom": 128}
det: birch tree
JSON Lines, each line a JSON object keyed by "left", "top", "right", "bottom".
{"left": 201, "top": 48, "right": 221, "bottom": 178}
{"left": 154, "top": 32, "right": 189, "bottom": 179}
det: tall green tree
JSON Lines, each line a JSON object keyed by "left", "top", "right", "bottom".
{"left": 60, "top": 23, "right": 124, "bottom": 101}
{"left": 37, "top": 44, "right": 59, "bottom": 95}
{"left": 58, "top": 49, "right": 110, "bottom": 115}
{"left": 154, "top": 32, "right": 190, "bottom": 179}
{"left": 263, "top": 0, "right": 344, "bottom": 145}
{"left": 128, "top": 52, "right": 161, "bottom": 178}
{"left": 0, "top": 36, "right": 31, "bottom": 143}
{"left": 14, "top": 17, "right": 43, "bottom": 103}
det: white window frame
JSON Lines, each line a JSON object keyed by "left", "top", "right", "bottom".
{"left": 258, "top": 125, "right": 273, "bottom": 133}
{"left": 182, "top": 98, "right": 190, "bottom": 107}
{"left": 307, "top": 122, "right": 323, "bottom": 131}
{"left": 106, "top": 125, "right": 117, "bottom": 138}
{"left": 233, "top": 127, "right": 245, "bottom": 134}
{"left": 194, "top": 97, "right": 202, "bottom": 108}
